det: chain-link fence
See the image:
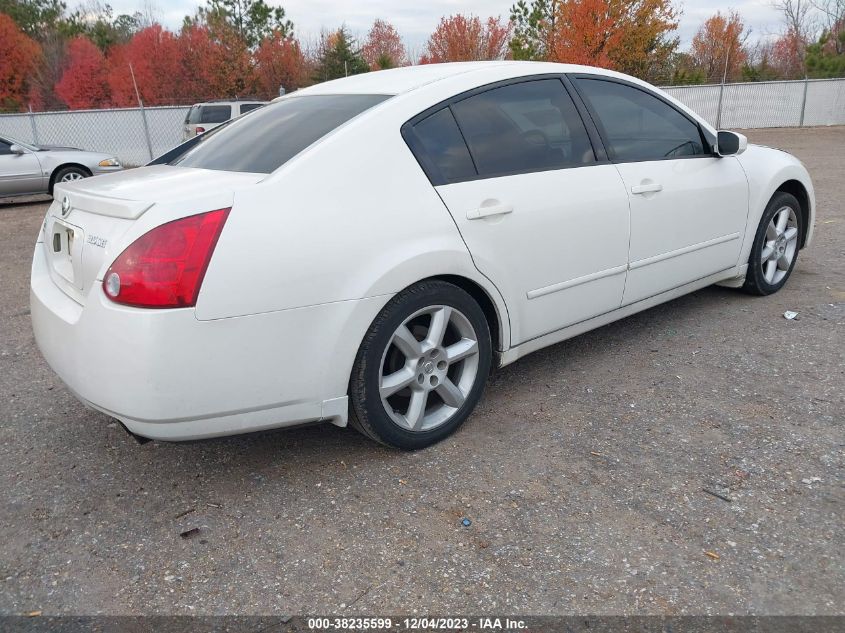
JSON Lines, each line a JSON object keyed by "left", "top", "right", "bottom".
{"left": 1, "top": 78, "right": 844, "bottom": 167}
{"left": 0, "top": 105, "right": 189, "bottom": 167}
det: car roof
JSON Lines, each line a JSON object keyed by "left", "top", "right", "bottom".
{"left": 292, "top": 61, "right": 624, "bottom": 97}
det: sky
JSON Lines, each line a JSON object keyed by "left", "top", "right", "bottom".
{"left": 70, "top": 0, "right": 786, "bottom": 54}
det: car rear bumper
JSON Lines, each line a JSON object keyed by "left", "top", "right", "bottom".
{"left": 29, "top": 242, "right": 381, "bottom": 441}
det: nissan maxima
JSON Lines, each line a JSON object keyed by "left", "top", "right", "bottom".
{"left": 31, "top": 62, "right": 815, "bottom": 450}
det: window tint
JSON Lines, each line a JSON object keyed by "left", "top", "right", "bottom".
{"left": 169, "top": 94, "right": 389, "bottom": 174}
{"left": 187, "top": 105, "right": 232, "bottom": 124}
{"left": 575, "top": 78, "right": 706, "bottom": 161}
{"left": 450, "top": 79, "right": 595, "bottom": 177}
{"left": 0, "top": 139, "right": 11, "bottom": 155}
{"left": 239, "top": 103, "right": 264, "bottom": 114}
{"left": 410, "top": 108, "right": 476, "bottom": 185}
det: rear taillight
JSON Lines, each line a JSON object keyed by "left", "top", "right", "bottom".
{"left": 195, "top": 126, "right": 205, "bottom": 134}
{"left": 102, "top": 208, "right": 230, "bottom": 308}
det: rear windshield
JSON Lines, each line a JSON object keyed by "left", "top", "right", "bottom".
{"left": 170, "top": 94, "right": 390, "bottom": 174}
{"left": 186, "top": 105, "right": 232, "bottom": 124}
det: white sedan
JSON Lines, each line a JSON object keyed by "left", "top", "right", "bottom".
{"left": 31, "top": 62, "right": 815, "bottom": 450}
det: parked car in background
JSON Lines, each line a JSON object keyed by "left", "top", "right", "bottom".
{"left": 182, "top": 100, "right": 268, "bottom": 140}
{"left": 0, "top": 135, "right": 121, "bottom": 199}
{"left": 31, "top": 62, "right": 814, "bottom": 449}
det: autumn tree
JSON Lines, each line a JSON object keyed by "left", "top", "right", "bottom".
{"left": 107, "top": 24, "right": 184, "bottom": 106}
{"left": 509, "top": 0, "right": 679, "bottom": 81}
{"left": 197, "top": 0, "right": 292, "bottom": 47}
{"left": 313, "top": 27, "right": 369, "bottom": 82}
{"left": 255, "top": 30, "right": 307, "bottom": 96}
{"left": 421, "top": 15, "right": 512, "bottom": 63}
{"left": 362, "top": 19, "right": 407, "bottom": 69}
{"left": 54, "top": 35, "right": 109, "bottom": 108}
{"left": 690, "top": 11, "right": 749, "bottom": 82}
{"left": 0, "top": 12, "right": 42, "bottom": 111}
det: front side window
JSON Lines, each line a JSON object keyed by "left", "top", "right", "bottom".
{"left": 0, "top": 139, "right": 11, "bottom": 155}
{"left": 575, "top": 78, "right": 706, "bottom": 162}
{"left": 451, "top": 79, "right": 595, "bottom": 178}
{"left": 169, "top": 94, "right": 390, "bottom": 174}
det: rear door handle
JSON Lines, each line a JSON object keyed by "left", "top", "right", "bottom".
{"left": 467, "top": 203, "right": 513, "bottom": 220}
{"left": 631, "top": 183, "right": 663, "bottom": 195}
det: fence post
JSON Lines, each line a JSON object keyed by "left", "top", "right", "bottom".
{"left": 138, "top": 104, "right": 155, "bottom": 161}
{"left": 716, "top": 82, "right": 725, "bottom": 129}
{"left": 28, "top": 105, "right": 40, "bottom": 146}
{"left": 799, "top": 77, "right": 809, "bottom": 127}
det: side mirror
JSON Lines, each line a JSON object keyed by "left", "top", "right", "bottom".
{"left": 9, "top": 144, "right": 26, "bottom": 155}
{"left": 716, "top": 131, "right": 747, "bottom": 157}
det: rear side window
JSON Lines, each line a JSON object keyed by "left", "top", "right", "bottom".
{"left": 575, "top": 78, "right": 706, "bottom": 161}
{"left": 451, "top": 79, "right": 595, "bottom": 178}
{"left": 409, "top": 108, "right": 477, "bottom": 185}
{"left": 169, "top": 94, "right": 390, "bottom": 174}
{"left": 239, "top": 103, "right": 264, "bottom": 114}
{"left": 187, "top": 105, "right": 232, "bottom": 124}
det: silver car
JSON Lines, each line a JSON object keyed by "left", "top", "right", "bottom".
{"left": 0, "top": 135, "right": 122, "bottom": 199}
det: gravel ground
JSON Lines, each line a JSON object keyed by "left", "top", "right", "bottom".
{"left": 0, "top": 127, "right": 842, "bottom": 616}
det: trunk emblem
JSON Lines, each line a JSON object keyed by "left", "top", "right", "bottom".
{"left": 61, "top": 196, "right": 70, "bottom": 216}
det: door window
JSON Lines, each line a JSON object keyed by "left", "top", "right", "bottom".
{"left": 575, "top": 78, "right": 706, "bottom": 161}
{"left": 0, "top": 139, "right": 12, "bottom": 155}
{"left": 451, "top": 79, "right": 595, "bottom": 177}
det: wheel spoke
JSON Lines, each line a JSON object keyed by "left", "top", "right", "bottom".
{"left": 404, "top": 389, "right": 429, "bottom": 430}
{"left": 764, "top": 259, "right": 777, "bottom": 282}
{"left": 445, "top": 338, "right": 478, "bottom": 364}
{"left": 766, "top": 221, "right": 779, "bottom": 241}
{"left": 380, "top": 366, "right": 415, "bottom": 398}
{"left": 436, "top": 378, "right": 465, "bottom": 408}
{"left": 784, "top": 226, "right": 799, "bottom": 244}
{"left": 425, "top": 306, "right": 451, "bottom": 347}
{"left": 775, "top": 208, "right": 790, "bottom": 232}
{"left": 392, "top": 324, "right": 422, "bottom": 360}
{"left": 777, "top": 253, "right": 792, "bottom": 270}
{"left": 761, "top": 244, "right": 775, "bottom": 262}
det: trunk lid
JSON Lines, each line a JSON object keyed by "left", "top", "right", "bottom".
{"left": 44, "top": 165, "right": 263, "bottom": 305}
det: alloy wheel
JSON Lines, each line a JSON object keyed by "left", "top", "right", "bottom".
{"left": 379, "top": 305, "right": 480, "bottom": 432}
{"left": 761, "top": 206, "right": 799, "bottom": 285}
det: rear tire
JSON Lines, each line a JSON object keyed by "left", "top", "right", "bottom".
{"left": 742, "top": 191, "right": 803, "bottom": 296}
{"left": 349, "top": 280, "right": 492, "bottom": 450}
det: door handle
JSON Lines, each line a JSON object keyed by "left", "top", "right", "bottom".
{"left": 631, "top": 183, "right": 663, "bottom": 195}
{"left": 467, "top": 203, "right": 513, "bottom": 220}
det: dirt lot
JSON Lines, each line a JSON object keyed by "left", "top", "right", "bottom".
{"left": 0, "top": 128, "right": 842, "bottom": 616}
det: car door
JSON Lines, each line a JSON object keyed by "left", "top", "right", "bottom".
{"left": 0, "top": 138, "right": 44, "bottom": 196}
{"left": 403, "top": 78, "right": 631, "bottom": 346}
{"left": 572, "top": 76, "right": 749, "bottom": 305}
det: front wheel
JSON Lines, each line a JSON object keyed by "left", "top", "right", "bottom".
{"left": 742, "top": 191, "right": 803, "bottom": 296}
{"left": 349, "top": 280, "right": 492, "bottom": 450}
{"left": 50, "top": 166, "right": 90, "bottom": 195}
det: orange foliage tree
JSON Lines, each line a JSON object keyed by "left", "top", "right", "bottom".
{"left": 362, "top": 19, "right": 407, "bottom": 69}
{"left": 420, "top": 15, "right": 513, "bottom": 63}
{"left": 552, "top": 0, "right": 678, "bottom": 80}
{"left": 769, "top": 30, "right": 807, "bottom": 78}
{"left": 254, "top": 30, "right": 307, "bottom": 96}
{"left": 0, "top": 13, "right": 42, "bottom": 111}
{"left": 690, "top": 11, "right": 750, "bottom": 83}
{"left": 107, "top": 25, "right": 184, "bottom": 106}
{"left": 55, "top": 36, "right": 110, "bottom": 109}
